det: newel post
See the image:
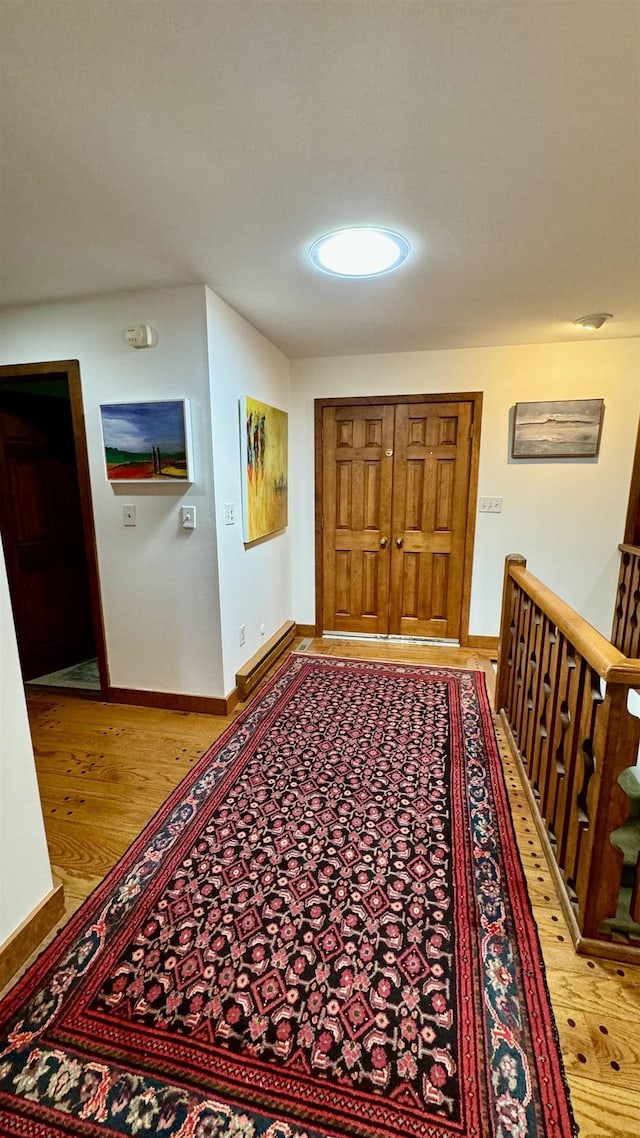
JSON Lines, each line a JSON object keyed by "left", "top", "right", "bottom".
{"left": 580, "top": 678, "right": 640, "bottom": 938}
{"left": 495, "top": 554, "right": 527, "bottom": 712}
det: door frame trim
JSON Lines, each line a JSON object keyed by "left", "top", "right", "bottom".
{"left": 0, "top": 360, "right": 109, "bottom": 695}
{"left": 314, "top": 392, "right": 483, "bottom": 645}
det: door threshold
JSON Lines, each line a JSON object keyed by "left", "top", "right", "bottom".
{"left": 322, "top": 632, "right": 460, "bottom": 647}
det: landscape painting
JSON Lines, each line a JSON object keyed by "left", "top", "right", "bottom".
{"left": 240, "top": 395, "right": 288, "bottom": 542}
{"left": 100, "top": 400, "right": 193, "bottom": 482}
{"left": 512, "top": 398, "right": 604, "bottom": 459}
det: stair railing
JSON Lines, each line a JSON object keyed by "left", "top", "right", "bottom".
{"left": 612, "top": 543, "right": 640, "bottom": 659}
{"left": 496, "top": 554, "right": 640, "bottom": 962}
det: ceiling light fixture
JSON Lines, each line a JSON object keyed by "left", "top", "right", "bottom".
{"left": 309, "top": 227, "right": 411, "bottom": 278}
{"left": 572, "top": 313, "right": 613, "bottom": 331}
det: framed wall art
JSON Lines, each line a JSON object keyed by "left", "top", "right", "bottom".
{"left": 240, "top": 395, "right": 288, "bottom": 542}
{"left": 511, "top": 398, "right": 604, "bottom": 459}
{"left": 100, "top": 399, "right": 193, "bottom": 483}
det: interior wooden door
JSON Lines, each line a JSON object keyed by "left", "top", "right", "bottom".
{"left": 0, "top": 390, "right": 96, "bottom": 679}
{"left": 322, "top": 404, "right": 395, "bottom": 633}
{"left": 320, "top": 397, "right": 476, "bottom": 640}
{"left": 389, "top": 401, "right": 472, "bottom": 639}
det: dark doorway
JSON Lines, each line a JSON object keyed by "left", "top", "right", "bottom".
{"left": 0, "top": 361, "right": 107, "bottom": 691}
{"left": 624, "top": 414, "right": 640, "bottom": 547}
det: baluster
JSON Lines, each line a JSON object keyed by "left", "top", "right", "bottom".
{"left": 631, "top": 856, "right": 640, "bottom": 925}
{"left": 537, "top": 620, "right": 561, "bottom": 824}
{"left": 522, "top": 605, "right": 546, "bottom": 792}
{"left": 627, "top": 574, "right": 640, "bottom": 658}
{"left": 554, "top": 652, "right": 589, "bottom": 870}
{"left": 543, "top": 635, "right": 571, "bottom": 853}
{"left": 563, "top": 668, "right": 604, "bottom": 907}
{"left": 612, "top": 551, "right": 630, "bottom": 651}
{"left": 512, "top": 593, "right": 533, "bottom": 750}
{"left": 611, "top": 546, "right": 640, "bottom": 659}
{"left": 625, "top": 555, "right": 640, "bottom": 656}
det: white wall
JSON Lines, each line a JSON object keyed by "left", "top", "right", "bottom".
{"left": 0, "top": 286, "right": 225, "bottom": 698}
{"left": 0, "top": 539, "right": 53, "bottom": 943}
{"left": 205, "top": 288, "right": 292, "bottom": 695}
{"left": 291, "top": 338, "right": 640, "bottom": 638}
{"left": 2, "top": 288, "right": 636, "bottom": 695}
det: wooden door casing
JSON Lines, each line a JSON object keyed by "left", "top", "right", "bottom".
{"left": 317, "top": 394, "right": 481, "bottom": 643}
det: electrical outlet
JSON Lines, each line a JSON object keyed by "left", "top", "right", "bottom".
{"left": 123, "top": 504, "right": 137, "bottom": 526}
{"left": 479, "top": 496, "right": 503, "bottom": 514}
{"left": 224, "top": 503, "right": 235, "bottom": 526}
{"left": 239, "top": 624, "right": 246, "bottom": 647}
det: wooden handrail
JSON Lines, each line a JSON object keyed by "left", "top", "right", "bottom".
{"left": 619, "top": 542, "right": 640, "bottom": 556}
{"left": 508, "top": 562, "right": 640, "bottom": 684}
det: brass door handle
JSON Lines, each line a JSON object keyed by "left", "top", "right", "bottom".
{"left": 379, "top": 536, "right": 388, "bottom": 547}
{"left": 395, "top": 537, "right": 403, "bottom": 548}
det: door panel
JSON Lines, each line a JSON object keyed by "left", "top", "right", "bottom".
{"left": 0, "top": 391, "right": 96, "bottom": 679}
{"left": 322, "top": 405, "right": 394, "bottom": 633}
{"left": 389, "top": 401, "right": 472, "bottom": 638}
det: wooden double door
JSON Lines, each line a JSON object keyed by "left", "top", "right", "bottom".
{"left": 319, "top": 396, "right": 480, "bottom": 640}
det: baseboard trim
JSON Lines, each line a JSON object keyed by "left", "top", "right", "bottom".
{"left": 467, "top": 635, "right": 500, "bottom": 653}
{"left": 236, "top": 620, "right": 296, "bottom": 701}
{"left": 225, "top": 687, "right": 239, "bottom": 714}
{"left": 108, "top": 687, "right": 235, "bottom": 716}
{"left": 0, "top": 880, "right": 65, "bottom": 990}
{"left": 574, "top": 934, "right": 640, "bottom": 965}
{"left": 295, "top": 624, "right": 317, "bottom": 638}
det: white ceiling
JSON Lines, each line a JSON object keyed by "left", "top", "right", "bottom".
{"left": 1, "top": 0, "right": 639, "bottom": 359}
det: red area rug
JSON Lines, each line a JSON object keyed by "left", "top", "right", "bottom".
{"left": 0, "top": 655, "right": 576, "bottom": 1138}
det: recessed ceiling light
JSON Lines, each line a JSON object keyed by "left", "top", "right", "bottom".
{"left": 309, "top": 227, "right": 411, "bottom": 278}
{"left": 572, "top": 313, "right": 613, "bottom": 331}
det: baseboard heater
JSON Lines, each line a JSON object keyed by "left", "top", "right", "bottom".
{"left": 322, "top": 631, "right": 460, "bottom": 647}
{"left": 235, "top": 620, "right": 296, "bottom": 701}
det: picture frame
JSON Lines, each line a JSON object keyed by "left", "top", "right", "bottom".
{"left": 240, "top": 395, "right": 288, "bottom": 542}
{"left": 100, "top": 399, "right": 193, "bottom": 483}
{"left": 511, "top": 398, "right": 604, "bottom": 459}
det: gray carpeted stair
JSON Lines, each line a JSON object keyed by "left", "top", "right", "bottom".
{"left": 616, "top": 766, "right": 640, "bottom": 866}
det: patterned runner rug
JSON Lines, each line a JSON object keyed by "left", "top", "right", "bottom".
{"left": 0, "top": 655, "right": 575, "bottom": 1138}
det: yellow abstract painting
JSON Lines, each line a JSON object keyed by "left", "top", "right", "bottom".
{"left": 240, "top": 396, "right": 288, "bottom": 542}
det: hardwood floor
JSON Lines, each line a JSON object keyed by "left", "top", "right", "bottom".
{"left": 7, "top": 640, "right": 640, "bottom": 1136}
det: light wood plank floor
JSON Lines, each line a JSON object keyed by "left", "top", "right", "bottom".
{"left": 8, "top": 640, "right": 640, "bottom": 1137}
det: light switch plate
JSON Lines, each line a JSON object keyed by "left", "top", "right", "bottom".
{"left": 181, "top": 506, "right": 196, "bottom": 529}
{"left": 123, "top": 504, "right": 137, "bottom": 526}
{"left": 479, "top": 496, "right": 503, "bottom": 514}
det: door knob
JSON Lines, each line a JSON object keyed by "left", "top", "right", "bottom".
{"left": 379, "top": 536, "right": 388, "bottom": 547}
{"left": 395, "top": 537, "right": 403, "bottom": 548}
